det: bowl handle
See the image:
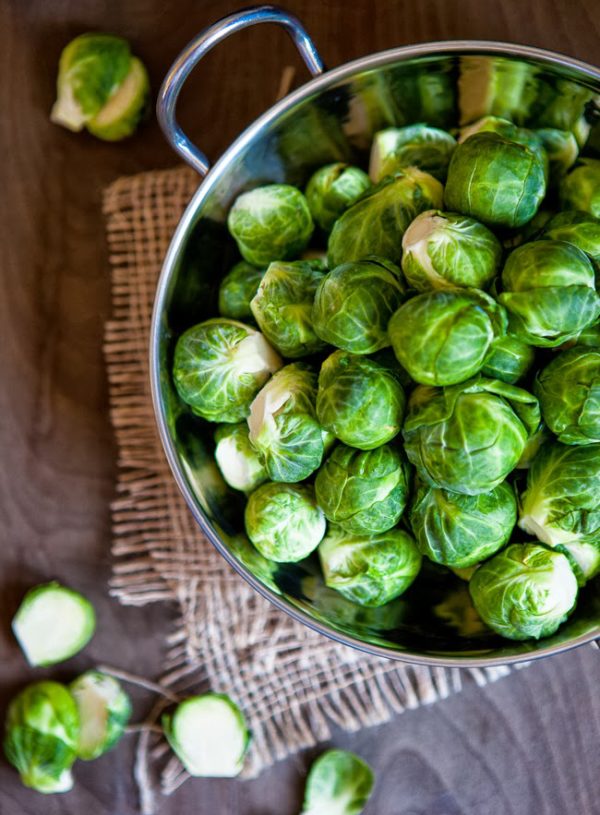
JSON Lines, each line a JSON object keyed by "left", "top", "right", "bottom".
{"left": 157, "top": 4, "right": 324, "bottom": 175}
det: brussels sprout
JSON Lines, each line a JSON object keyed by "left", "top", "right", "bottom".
{"left": 318, "top": 526, "right": 421, "bottom": 607}
{"left": 218, "top": 261, "right": 265, "bottom": 320}
{"left": 327, "top": 168, "right": 443, "bottom": 267}
{"left": 469, "top": 543, "right": 578, "bottom": 640}
{"left": 401, "top": 210, "right": 502, "bottom": 292}
{"left": 305, "top": 163, "right": 372, "bottom": 231}
{"left": 526, "top": 77, "right": 595, "bottom": 145}
{"left": 444, "top": 132, "right": 547, "bottom": 228}
{"left": 249, "top": 259, "right": 327, "bottom": 358}
{"left": 518, "top": 441, "right": 600, "bottom": 583}
{"left": 12, "top": 582, "right": 96, "bottom": 667}
{"left": 245, "top": 481, "right": 326, "bottom": 562}
{"left": 515, "top": 423, "right": 549, "bottom": 469}
{"left": 481, "top": 333, "right": 536, "bottom": 384}
{"left": 312, "top": 257, "right": 405, "bottom": 354}
{"left": 498, "top": 240, "right": 600, "bottom": 347}
{"left": 369, "top": 124, "right": 457, "bottom": 183}
{"left": 3, "top": 681, "right": 79, "bottom": 793}
{"left": 227, "top": 184, "right": 314, "bottom": 267}
{"left": 316, "top": 351, "right": 405, "bottom": 449}
{"left": 173, "top": 319, "right": 282, "bottom": 423}
{"left": 409, "top": 480, "right": 517, "bottom": 568}
{"left": 389, "top": 288, "right": 507, "bottom": 386}
{"left": 214, "top": 423, "right": 267, "bottom": 492}
{"left": 578, "top": 320, "right": 600, "bottom": 347}
{"left": 300, "top": 749, "right": 375, "bottom": 815}
{"left": 458, "top": 57, "right": 537, "bottom": 126}
{"left": 458, "top": 117, "right": 548, "bottom": 177}
{"left": 86, "top": 57, "right": 150, "bottom": 141}
{"left": 560, "top": 159, "right": 600, "bottom": 218}
{"left": 70, "top": 671, "right": 131, "bottom": 760}
{"left": 162, "top": 694, "right": 250, "bottom": 777}
{"left": 536, "top": 128, "right": 579, "bottom": 180}
{"left": 535, "top": 347, "right": 600, "bottom": 444}
{"left": 539, "top": 210, "right": 600, "bottom": 263}
{"left": 315, "top": 444, "right": 410, "bottom": 534}
{"left": 402, "top": 377, "right": 540, "bottom": 495}
{"left": 248, "top": 363, "right": 325, "bottom": 482}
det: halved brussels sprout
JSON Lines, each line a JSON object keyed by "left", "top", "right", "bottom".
{"left": 401, "top": 210, "right": 502, "bottom": 291}
{"left": 498, "top": 240, "right": 600, "bottom": 347}
{"left": 402, "top": 377, "right": 540, "bottom": 495}
{"left": 250, "top": 259, "right": 327, "bottom": 358}
{"left": 409, "top": 480, "right": 517, "bottom": 568}
{"left": 247, "top": 363, "right": 325, "bottom": 483}
{"left": 315, "top": 444, "right": 410, "bottom": 534}
{"left": 327, "top": 168, "right": 443, "bottom": 267}
{"left": 245, "top": 481, "right": 326, "bottom": 562}
{"left": 227, "top": 184, "right": 314, "bottom": 267}
{"left": 535, "top": 346, "right": 600, "bottom": 444}
{"left": 389, "top": 288, "right": 507, "bottom": 386}
{"left": 469, "top": 543, "right": 578, "bottom": 640}
{"left": 218, "top": 261, "right": 265, "bottom": 321}
{"left": 458, "top": 57, "right": 537, "bottom": 126}
{"left": 481, "top": 333, "right": 536, "bottom": 384}
{"left": 173, "top": 319, "right": 282, "bottom": 423}
{"left": 300, "top": 749, "right": 375, "bottom": 815}
{"left": 316, "top": 351, "right": 405, "bottom": 450}
{"left": 369, "top": 124, "right": 457, "bottom": 182}
{"left": 4, "top": 681, "right": 79, "bottom": 793}
{"left": 214, "top": 423, "right": 267, "bottom": 493}
{"left": 444, "top": 132, "right": 547, "bottom": 228}
{"left": 560, "top": 159, "right": 600, "bottom": 218}
{"left": 318, "top": 526, "right": 421, "bottom": 607}
{"left": 539, "top": 210, "right": 600, "bottom": 263}
{"left": 305, "top": 163, "right": 372, "bottom": 231}
{"left": 312, "top": 257, "right": 405, "bottom": 354}
{"left": 70, "top": 671, "right": 131, "bottom": 760}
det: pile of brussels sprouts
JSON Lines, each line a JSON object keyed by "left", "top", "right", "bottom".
{"left": 173, "top": 114, "right": 600, "bottom": 644}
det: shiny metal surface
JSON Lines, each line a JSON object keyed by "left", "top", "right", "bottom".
{"left": 152, "top": 8, "right": 600, "bottom": 666}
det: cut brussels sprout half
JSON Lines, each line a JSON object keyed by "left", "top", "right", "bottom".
{"left": 560, "top": 158, "right": 600, "bottom": 218}
{"left": 3, "top": 681, "right": 79, "bottom": 793}
{"left": 70, "top": 671, "right": 131, "bottom": 760}
{"left": 214, "top": 423, "right": 267, "bottom": 493}
{"left": 300, "top": 749, "right": 375, "bottom": 815}
{"left": 162, "top": 694, "right": 250, "bottom": 777}
{"left": 86, "top": 56, "right": 149, "bottom": 141}
{"left": 305, "top": 163, "right": 372, "bottom": 231}
{"left": 227, "top": 184, "right": 314, "bottom": 267}
{"left": 369, "top": 124, "right": 457, "bottom": 182}
{"left": 469, "top": 543, "right": 578, "bottom": 640}
{"left": 218, "top": 261, "right": 265, "bottom": 321}
{"left": 12, "top": 582, "right": 96, "bottom": 667}
{"left": 480, "top": 333, "right": 535, "bottom": 384}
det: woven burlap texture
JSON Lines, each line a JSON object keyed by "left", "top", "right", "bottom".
{"left": 103, "top": 165, "right": 516, "bottom": 807}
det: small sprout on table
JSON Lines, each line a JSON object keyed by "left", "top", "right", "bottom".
{"left": 70, "top": 671, "right": 132, "bottom": 760}
{"left": 300, "top": 749, "right": 374, "bottom": 815}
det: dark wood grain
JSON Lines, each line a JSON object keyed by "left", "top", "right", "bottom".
{"left": 0, "top": 1, "right": 599, "bottom": 813}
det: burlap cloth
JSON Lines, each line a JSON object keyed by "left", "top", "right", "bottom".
{"left": 103, "top": 165, "right": 519, "bottom": 811}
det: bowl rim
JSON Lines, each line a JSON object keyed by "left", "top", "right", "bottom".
{"left": 150, "top": 39, "right": 600, "bottom": 666}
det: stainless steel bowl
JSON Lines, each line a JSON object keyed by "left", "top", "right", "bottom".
{"left": 151, "top": 5, "right": 600, "bottom": 666}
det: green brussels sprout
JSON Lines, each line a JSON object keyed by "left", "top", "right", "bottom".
{"left": 469, "top": 543, "right": 578, "bottom": 640}
{"left": 369, "top": 124, "right": 457, "bottom": 182}
{"left": 560, "top": 159, "right": 600, "bottom": 218}
{"left": 536, "top": 128, "right": 579, "bottom": 180}
{"left": 444, "top": 132, "right": 547, "bottom": 228}
{"left": 70, "top": 671, "right": 131, "bottom": 760}
{"left": 318, "top": 526, "right": 421, "bottom": 607}
{"left": 327, "top": 168, "right": 443, "bottom": 267}
{"left": 249, "top": 259, "right": 327, "bottom": 358}
{"left": 312, "top": 257, "right": 405, "bottom": 354}
{"left": 218, "top": 261, "right": 265, "bottom": 320}
{"left": 162, "top": 694, "right": 250, "bottom": 777}
{"left": 498, "top": 240, "right": 600, "bottom": 347}
{"left": 305, "top": 163, "right": 372, "bottom": 231}
{"left": 526, "top": 76, "right": 594, "bottom": 145}
{"left": 214, "top": 423, "right": 267, "bottom": 493}
{"left": 401, "top": 210, "right": 502, "bottom": 292}
{"left": 316, "top": 351, "right": 405, "bottom": 449}
{"left": 481, "top": 333, "right": 536, "bottom": 384}
{"left": 409, "top": 480, "right": 517, "bottom": 568}
{"left": 300, "top": 749, "right": 375, "bottom": 815}
{"left": 535, "top": 346, "right": 600, "bottom": 444}
{"left": 3, "top": 681, "right": 79, "bottom": 793}
{"left": 50, "top": 34, "right": 149, "bottom": 140}
{"left": 315, "top": 444, "right": 410, "bottom": 534}
{"left": 577, "top": 320, "right": 600, "bottom": 347}
{"left": 458, "top": 57, "right": 537, "bottom": 126}
{"left": 458, "top": 116, "right": 549, "bottom": 177}
{"left": 245, "top": 481, "right": 326, "bottom": 562}
{"left": 248, "top": 363, "right": 325, "bottom": 482}
{"left": 12, "top": 582, "right": 96, "bottom": 667}
{"left": 227, "top": 184, "right": 314, "bottom": 267}
{"left": 402, "top": 377, "right": 541, "bottom": 495}
{"left": 539, "top": 210, "right": 600, "bottom": 263}
{"left": 518, "top": 441, "right": 600, "bottom": 584}
{"left": 389, "top": 288, "right": 507, "bottom": 386}
{"left": 173, "top": 319, "right": 282, "bottom": 423}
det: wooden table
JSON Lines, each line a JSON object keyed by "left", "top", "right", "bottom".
{"left": 1, "top": 1, "right": 598, "bottom": 812}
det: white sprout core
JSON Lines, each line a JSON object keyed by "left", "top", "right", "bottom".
{"left": 518, "top": 512, "right": 581, "bottom": 548}
{"left": 402, "top": 211, "right": 453, "bottom": 287}
{"left": 214, "top": 436, "right": 257, "bottom": 492}
{"left": 50, "top": 80, "right": 86, "bottom": 131}
{"left": 235, "top": 332, "right": 281, "bottom": 376}
{"left": 247, "top": 379, "right": 291, "bottom": 442}
{"left": 368, "top": 128, "right": 405, "bottom": 181}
